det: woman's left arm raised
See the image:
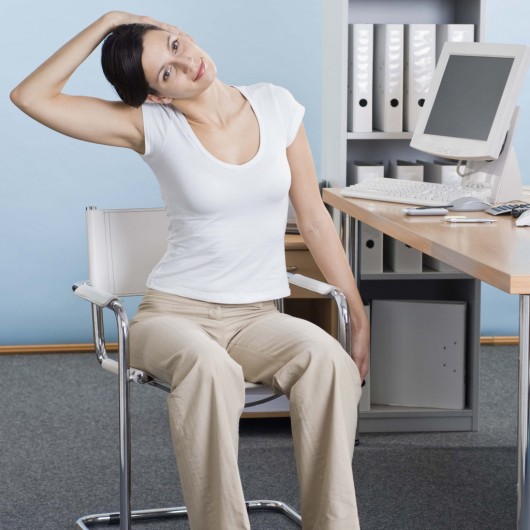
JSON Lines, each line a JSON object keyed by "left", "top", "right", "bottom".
{"left": 287, "top": 124, "right": 370, "bottom": 380}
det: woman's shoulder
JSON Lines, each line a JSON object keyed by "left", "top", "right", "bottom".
{"left": 240, "top": 83, "right": 304, "bottom": 144}
{"left": 241, "top": 82, "right": 293, "bottom": 100}
{"left": 141, "top": 102, "right": 179, "bottom": 137}
{"left": 240, "top": 83, "right": 300, "bottom": 114}
{"left": 140, "top": 102, "right": 178, "bottom": 158}
{"left": 141, "top": 102, "right": 176, "bottom": 120}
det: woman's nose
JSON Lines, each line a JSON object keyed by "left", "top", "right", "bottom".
{"left": 173, "top": 55, "right": 194, "bottom": 73}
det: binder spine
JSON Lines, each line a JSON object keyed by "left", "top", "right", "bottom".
{"left": 436, "top": 24, "right": 475, "bottom": 62}
{"left": 347, "top": 160, "right": 384, "bottom": 185}
{"left": 404, "top": 24, "right": 436, "bottom": 132}
{"left": 348, "top": 24, "right": 374, "bottom": 133}
{"left": 374, "top": 24, "right": 404, "bottom": 133}
{"left": 390, "top": 160, "right": 424, "bottom": 181}
{"left": 422, "top": 160, "right": 460, "bottom": 185}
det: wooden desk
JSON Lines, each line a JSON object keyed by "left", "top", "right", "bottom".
{"left": 324, "top": 188, "right": 530, "bottom": 293}
{"left": 323, "top": 187, "right": 530, "bottom": 530}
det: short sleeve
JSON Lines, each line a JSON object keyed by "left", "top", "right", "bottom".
{"left": 140, "top": 103, "right": 172, "bottom": 158}
{"left": 280, "top": 87, "right": 305, "bottom": 146}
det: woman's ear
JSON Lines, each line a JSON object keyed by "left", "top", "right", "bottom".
{"left": 146, "top": 93, "right": 173, "bottom": 105}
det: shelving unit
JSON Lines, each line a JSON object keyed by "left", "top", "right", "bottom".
{"left": 321, "top": 0, "right": 485, "bottom": 432}
{"left": 322, "top": 0, "right": 485, "bottom": 189}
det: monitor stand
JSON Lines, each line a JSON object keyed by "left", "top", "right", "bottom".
{"left": 461, "top": 107, "right": 523, "bottom": 204}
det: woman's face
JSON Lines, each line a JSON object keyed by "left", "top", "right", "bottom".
{"left": 141, "top": 29, "right": 217, "bottom": 102}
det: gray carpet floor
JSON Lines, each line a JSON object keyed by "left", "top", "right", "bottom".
{"left": 0, "top": 345, "right": 519, "bottom": 529}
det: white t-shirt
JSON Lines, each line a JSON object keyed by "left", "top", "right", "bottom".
{"left": 140, "top": 83, "right": 305, "bottom": 303}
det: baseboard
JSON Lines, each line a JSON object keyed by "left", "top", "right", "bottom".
{"left": 0, "top": 343, "right": 118, "bottom": 355}
{"left": 480, "top": 336, "right": 519, "bottom": 346}
{"left": 0, "top": 337, "right": 519, "bottom": 355}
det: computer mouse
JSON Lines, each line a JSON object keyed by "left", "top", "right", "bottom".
{"left": 516, "top": 209, "right": 530, "bottom": 227}
{"left": 447, "top": 197, "right": 491, "bottom": 212}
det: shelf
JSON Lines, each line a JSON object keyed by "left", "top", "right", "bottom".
{"left": 347, "top": 131, "right": 413, "bottom": 141}
{"left": 359, "top": 406, "right": 475, "bottom": 433}
{"left": 362, "top": 404, "right": 472, "bottom": 418}
{"left": 361, "top": 268, "right": 472, "bottom": 281}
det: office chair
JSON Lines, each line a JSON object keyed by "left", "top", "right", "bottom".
{"left": 72, "top": 206, "right": 353, "bottom": 529}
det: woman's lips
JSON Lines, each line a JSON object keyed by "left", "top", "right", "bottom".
{"left": 194, "top": 60, "right": 205, "bottom": 81}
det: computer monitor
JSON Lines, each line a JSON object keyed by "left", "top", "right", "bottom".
{"left": 411, "top": 41, "right": 530, "bottom": 203}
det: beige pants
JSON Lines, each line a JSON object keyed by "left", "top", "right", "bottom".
{"left": 130, "top": 288, "right": 363, "bottom": 530}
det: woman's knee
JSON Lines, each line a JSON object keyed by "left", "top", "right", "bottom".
{"left": 310, "top": 341, "right": 355, "bottom": 382}
{"left": 273, "top": 331, "right": 356, "bottom": 392}
{"left": 292, "top": 325, "right": 350, "bottom": 370}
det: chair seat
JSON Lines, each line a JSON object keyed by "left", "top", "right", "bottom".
{"left": 100, "top": 356, "right": 281, "bottom": 408}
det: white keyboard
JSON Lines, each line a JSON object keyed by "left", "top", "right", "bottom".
{"left": 340, "top": 178, "right": 491, "bottom": 207}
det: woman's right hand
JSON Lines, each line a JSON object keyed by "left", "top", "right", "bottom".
{"left": 105, "top": 11, "right": 191, "bottom": 40}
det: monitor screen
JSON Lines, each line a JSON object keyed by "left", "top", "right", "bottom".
{"left": 424, "top": 56, "right": 513, "bottom": 141}
{"left": 411, "top": 42, "right": 529, "bottom": 161}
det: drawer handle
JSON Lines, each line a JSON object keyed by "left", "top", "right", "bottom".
{"left": 286, "top": 266, "right": 298, "bottom": 273}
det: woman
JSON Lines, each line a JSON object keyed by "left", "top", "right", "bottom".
{"left": 11, "top": 11, "right": 369, "bottom": 530}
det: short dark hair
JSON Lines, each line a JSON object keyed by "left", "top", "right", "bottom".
{"left": 101, "top": 24, "right": 162, "bottom": 107}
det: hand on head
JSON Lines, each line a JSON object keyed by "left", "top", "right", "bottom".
{"left": 108, "top": 11, "right": 193, "bottom": 41}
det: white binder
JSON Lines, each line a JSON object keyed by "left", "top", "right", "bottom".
{"left": 389, "top": 160, "right": 424, "bottom": 181}
{"left": 436, "top": 24, "right": 474, "bottom": 62}
{"left": 423, "top": 253, "right": 459, "bottom": 273}
{"left": 422, "top": 159, "right": 460, "bottom": 185}
{"left": 360, "top": 222, "right": 383, "bottom": 274}
{"left": 373, "top": 24, "right": 404, "bottom": 132}
{"left": 404, "top": 24, "right": 436, "bottom": 132}
{"left": 347, "top": 160, "right": 384, "bottom": 185}
{"left": 347, "top": 24, "right": 374, "bottom": 132}
{"left": 384, "top": 235, "right": 423, "bottom": 273}
{"left": 371, "top": 300, "right": 466, "bottom": 410}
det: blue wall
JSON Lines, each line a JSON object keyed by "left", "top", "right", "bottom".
{"left": 1, "top": 0, "right": 528, "bottom": 345}
{"left": 481, "top": 1, "right": 530, "bottom": 335}
{"left": 1, "top": 0, "right": 321, "bottom": 345}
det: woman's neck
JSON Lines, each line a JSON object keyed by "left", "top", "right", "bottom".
{"left": 173, "top": 80, "right": 245, "bottom": 129}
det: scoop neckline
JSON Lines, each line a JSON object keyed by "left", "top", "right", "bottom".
{"left": 175, "top": 85, "right": 262, "bottom": 170}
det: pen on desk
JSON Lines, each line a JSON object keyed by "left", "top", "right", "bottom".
{"left": 443, "top": 217, "right": 498, "bottom": 224}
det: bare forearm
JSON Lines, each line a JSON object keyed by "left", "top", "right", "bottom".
{"left": 10, "top": 13, "right": 121, "bottom": 109}
{"left": 298, "top": 208, "right": 367, "bottom": 330}
{"left": 299, "top": 208, "right": 370, "bottom": 379}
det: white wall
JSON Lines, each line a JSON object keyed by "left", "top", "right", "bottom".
{"left": 1, "top": 0, "right": 528, "bottom": 345}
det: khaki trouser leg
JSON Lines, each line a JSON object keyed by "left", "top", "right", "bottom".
{"left": 130, "top": 299, "right": 250, "bottom": 530}
{"left": 229, "top": 311, "right": 363, "bottom": 530}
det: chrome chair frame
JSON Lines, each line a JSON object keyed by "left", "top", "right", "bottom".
{"left": 72, "top": 207, "right": 352, "bottom": 530}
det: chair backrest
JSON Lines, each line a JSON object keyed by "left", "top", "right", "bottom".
{"left": 86, "top": 207, "right": 168, "bottom": 296}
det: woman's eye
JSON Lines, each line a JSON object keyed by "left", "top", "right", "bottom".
{"left": 163, "top": 67, "right": 171, "bottom": 81}
{"left": 172, "top": 39, "right": 179, "bottom": 52}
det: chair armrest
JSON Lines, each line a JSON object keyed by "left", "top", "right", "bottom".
{"left": 287, "top": 273, "right": 351, "bottom": 356}
{"left": 287, "top": 273, "right": 335, "bottom": 296}
{"left": 72, "top": 282, "right": 119, "bottom": 308}
{"left": 72, "top": 282, "right": 125, "bottom": 367}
